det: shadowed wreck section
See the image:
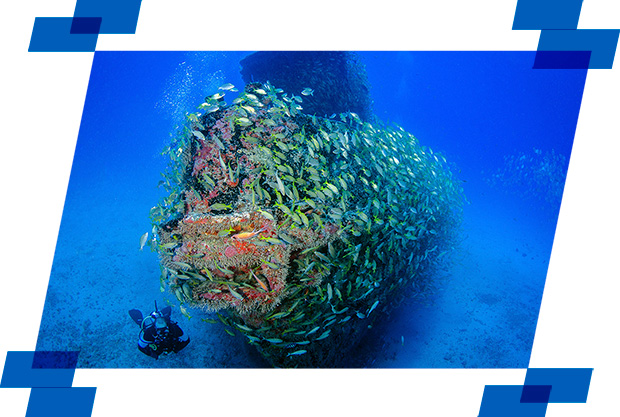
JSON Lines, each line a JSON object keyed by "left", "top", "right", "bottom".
{"left": 149, "top": 53, "right": 464, "bottom": 367}
{"left": 240, "top": 51, "right": 375, "bottom": 122}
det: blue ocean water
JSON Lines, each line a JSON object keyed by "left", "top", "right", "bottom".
{"left": 36, "top": 51, "right": 586, "bottom": 368}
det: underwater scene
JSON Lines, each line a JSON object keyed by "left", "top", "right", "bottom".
{"left": 36, "top": 51, "right": 586, "bottom": 368}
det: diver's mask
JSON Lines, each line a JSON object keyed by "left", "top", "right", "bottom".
{"left": 154, "top": 316, "right": 169, "bottom": 338}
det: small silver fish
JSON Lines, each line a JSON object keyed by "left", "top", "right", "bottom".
{"left": 192, "top": 130, "right": 206, "bottom": 141}
{"left": 258, "top": 209, "right": 275, "bottom": 221}
{"left": 306, "top": 326, "right": 320, "bottom": 336}
{"left": 235, "top": 323, "right": 253, "bottom": 332}
{"left": 315, "top": 330, "right": 331, "bottom": 341}
{"left": 215, "top": 261, "right": 234, "bottom": 275}
{"left": 228, "top": 285, "right": 244, "bottom": 300}
{"left": 301, "top": 88, "right": 314, "bottom": 96}
{"left": 160, "top": 242, "right": 178, "bottom": 249}
{"left": 261, "top": 259, "right": 280, "bottom": 270}
{"left": 139, "top": 232, "right": 148, "bottom": 251}
{"left": 182, "top": 283, "right": 192, "bottom": 299}
{"left": 267, "top": 311, "right": 290, "bottom": 320}
{"left": 275, "top": 174, "right": 285, "bottom": 194}
{"left": 212, "top": 135, "right": 225, "bottom": 150}
{"left": 171, "top": 261, "right": 192, "bottom": 270}
{"left": 219, "top": 83, "right": 235, "bottom": 91}
{"left": 236, "top": 117, "right": 253, "bottom": 127}
{"left": 180, "top": 304, "right": 192, "bottom": 319}
{"left": 367, "top": 300, "right": 379, "bottom": 315}
{"left": 241, "top": 105, "right": 256, "bottom": 114}
{"left": 210, "top": 203, "right": 232, "bottom": 211}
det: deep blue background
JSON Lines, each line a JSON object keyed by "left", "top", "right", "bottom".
{"left": 37, "top": 51, "right": 587, "bottom": 368}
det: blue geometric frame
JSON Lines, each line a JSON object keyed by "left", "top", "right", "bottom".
{"left": 513, "top": 0, "right": 619, "bottom": 68}
{"left": 1, "top": 351, "right": 96, "bottom": 417}
{"left": 20, "top": 0, "right": 616, "bottom": 416}
{"left": 29, "top": 0, "right": 142, "bottom": 52}
{"left": 479, "top": 368, "right": 593, "bottom": 416}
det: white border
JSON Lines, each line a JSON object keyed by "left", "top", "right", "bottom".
{"left": 2, "top": 1, "right": 619, "bottom": 416}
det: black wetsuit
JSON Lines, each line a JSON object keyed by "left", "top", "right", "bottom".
{"left": 138, "top": 320, "right": 190, "bottom": 359}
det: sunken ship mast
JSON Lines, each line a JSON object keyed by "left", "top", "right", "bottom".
{"left": 150, "top": 52, "right": 464, "bottom": 367}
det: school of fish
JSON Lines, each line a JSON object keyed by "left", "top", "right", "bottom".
{"left": 146, "top": 81, "right": 464, "bottom": 367}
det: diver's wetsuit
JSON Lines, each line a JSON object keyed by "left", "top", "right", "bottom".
{"left": 133, "top": 309, "right": 190, "bottom": 359}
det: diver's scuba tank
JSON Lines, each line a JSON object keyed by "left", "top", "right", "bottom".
{"left": 130, "top": 301, "right": 188, "bottom": 358}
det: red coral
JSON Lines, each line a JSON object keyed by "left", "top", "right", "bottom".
{"left": 224, "top": 245, "right": 239, "bottom": 258}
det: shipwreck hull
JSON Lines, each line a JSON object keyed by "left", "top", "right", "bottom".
{"left": 151, "top": 81, "right": 463, "bottom": 367}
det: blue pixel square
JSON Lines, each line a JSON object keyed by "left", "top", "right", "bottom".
{"left": 513, "top": 0, "right": 583, "bottom": 30}
{"left": 1, "top": 352, "right": 76, "bottom": 388}
{"left": 479, "top": 385, "right": 548, "bottom": 417}
{"left": 74, "top": 0, "right": 142, "bottom": 34}
{"left": 520, "top": 384, "right": 552, "bottom": 403}
{"left": 32, "top": 351, "right": 79, "bottom": 369}
{"left": 28, "top": 17, "right": 98, "bottom": 52}
{"left": 70, "top": 17, "right": 102, "bottom": 35}
{"left": 26, "top": 387, "right": 96, "bottom": 417}
{"left": 524, "top": 368, "right": 593, "bottom": 403}
{"left": 537, "top": 29, "right": 619, "bottom": 69}
{"left": 533, "top": 50, "right": 591, "bottom": 69}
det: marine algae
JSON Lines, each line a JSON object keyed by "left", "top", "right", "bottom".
{"left": 150, "top": 81, "right": 464, "bottom": 367}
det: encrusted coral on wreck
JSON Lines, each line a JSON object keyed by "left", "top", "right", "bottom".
{"left": 150, "top": 81, "right": 464, "bottom": 367}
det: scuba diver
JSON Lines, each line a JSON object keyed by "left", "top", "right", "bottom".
{"left": 129, "top": 301, "right": 190, "bottom": 359}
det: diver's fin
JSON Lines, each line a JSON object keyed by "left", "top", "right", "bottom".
{"left": 129, "top": 309, "right": 143, "bottom": 326}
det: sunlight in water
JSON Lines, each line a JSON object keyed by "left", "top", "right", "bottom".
{"left": 156, "top": 52, "right": 227, "bottom": 132}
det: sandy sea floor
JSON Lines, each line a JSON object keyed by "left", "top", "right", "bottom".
{"left": 36, "top": 170, "right": 554, "bottom": 369}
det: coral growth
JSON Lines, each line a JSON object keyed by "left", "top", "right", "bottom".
{"left": 150, "top": 81, "right": 464, "bottom": 367}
